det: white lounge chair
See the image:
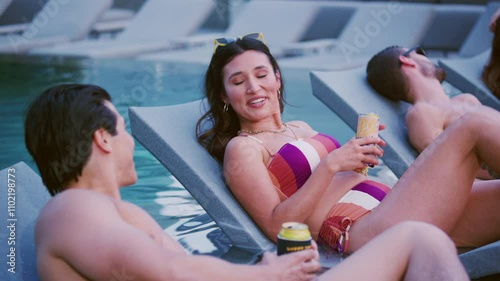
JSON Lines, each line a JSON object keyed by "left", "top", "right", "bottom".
{"left": 137, "top": 0, "right": 358, "bottom": 65}
{"left": 439, "top": 50, "right": 499, "bottom": 111}
{"left": 420, "top": 4, "right": 484, "bottom": 55}
{"left": 0, "top": 2, "right": 134, "bottom": 36}
{"left": 278, "top": 2, "right": 435, "bottom": 70}
{"left": 0, "top": 0, "right": 37, "bottom": 28}
{"left": 458, "top": 1, "right": 500, "bottom": 57}
{"left": 30, "top": 0, "right": 215, "bottom": 58}
{"left": 0, "top": 0, "right": 12, "bottom": 19}
{"left": 89, "top": 7, "right": 136, "bottom": 35}
{"left": 0, "top": 0, "right": 112, "bottom": 54}
{"left": 0, "top": 162, "right": 51, "bottom": 281}
{"left": 309, "top": 67, "right": 500, "bottom": 280}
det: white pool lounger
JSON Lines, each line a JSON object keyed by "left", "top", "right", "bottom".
{"left": 0, "top": 0, "right": 112, "bottom": 54}
{"left": 278, "top": 2, "right": 434, "bottom": 71}
{"left": 137, "top": 0, "right": 357, "bottom": 66}
{"left": 30, "top": 0, "right": 215, "bottom": 58}
{"left": 0, "top": 162, "right": 51, "bottom": 281}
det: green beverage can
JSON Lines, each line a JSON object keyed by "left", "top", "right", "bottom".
{"left": 277, "top": 222, "right": 312, "bottom": 256}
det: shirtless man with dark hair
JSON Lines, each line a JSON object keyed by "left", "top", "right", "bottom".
{"left": 367, "top": 46, "right": 498, "bottom": 179}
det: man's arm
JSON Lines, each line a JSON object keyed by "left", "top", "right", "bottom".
{"left": 406, "top": 104, "right": 444, "bottom": 153}
{"left": 451, "top": 93, "right": 481, "bottom": 105}
{"left": 36, "top": 190, "right": 319, "bottom": 281}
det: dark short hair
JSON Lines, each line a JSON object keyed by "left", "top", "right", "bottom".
{"left": 366, "top": 46, "right": 409, "bottom": 102}
{"left": 24, "top": 84, "right": 117, "bottom": 196}
{"left": 197, "top": 37, "right": 284, "bottom": 163}
{"left": 482, "top": 17, "right": 500, "bottom": 98}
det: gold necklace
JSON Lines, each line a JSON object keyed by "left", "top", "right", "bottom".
{"left": 238, "top": 123, "right": 288, "bottom": 135}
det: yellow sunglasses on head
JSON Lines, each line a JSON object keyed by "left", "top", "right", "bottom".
{"left": 213, "top": 32, "right": 266, "bottom": 54}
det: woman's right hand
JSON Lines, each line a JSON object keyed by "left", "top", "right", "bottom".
{"left": 325, "top": 137, "right": 384, "bottom": 173}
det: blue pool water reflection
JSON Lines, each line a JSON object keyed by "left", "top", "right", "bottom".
{"left": 0, "top": 54, "right": 396, "bottom": 257}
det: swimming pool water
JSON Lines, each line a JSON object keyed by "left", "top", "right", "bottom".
{"left": 0, "top": 54, "right": 396, "bottom": 257}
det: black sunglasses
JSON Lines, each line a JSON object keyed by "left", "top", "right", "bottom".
{"left": 402, "top": 47, "right": 426, "bottom": 57}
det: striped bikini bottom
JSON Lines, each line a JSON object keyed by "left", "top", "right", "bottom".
{"left": 318, "top": 179, "right": 390, "bottom": 253}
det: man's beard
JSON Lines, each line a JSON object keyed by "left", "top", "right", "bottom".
{"left": 420, "top": 61, "right": 447, "bottom": 83}
{"left": 434, "top": 66, "right": 447, "bottom": 83}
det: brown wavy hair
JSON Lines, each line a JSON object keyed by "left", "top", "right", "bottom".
{"left": 196, "top": 37, "right": 284, "bottom": 163}
{"left": 482, "top": 17, "right": 500, "bottom": 99}
{"left": 25, "top": 84, "right": 117, "bottom": 195}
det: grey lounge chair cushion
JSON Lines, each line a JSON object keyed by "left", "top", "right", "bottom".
{"left": 30, "top": 0, "right": 215, "bottom": 58}
{"left": 460, "top": 241, "right": 500, "bottom": 279}
{"left": 129, "top": 101, "right": 276, "bottom": 252}
{"left": 0, "top": 0, "right": 112, "bottom": 53}
{"left": 300, "top": 4, "right": 356, "bottom": 42}
{"left": 279, "top": 2, "right": 434, "bottom": 70}
{"left": 439, "top": 50, "right": 499, "bottom": 111}
{"left": 335, "top": 3, "right": 433, "bottom": 55}
{"left": 421, "top": 5, "right": 484, "bottom": 52}
{"left": 115, "top": 0, "right": 213, "bottom": 43}
{"left": 225, "top": 0, "right": 322, "bottom": 51}
{"left": 459, "top": 1, "right": 500, "bottom": 57}
{"left": 0, "top": 0, "right": 29, "bottom": 25}
{"left": 311, "top": 67, "right": 416, "bottom": 178}
{"left": 0, "top": 161, "right": 51, "bottom": 281}
{"left": 0, "top": 0, "right": 12, "bottom": 18}
{"left": 137, "top": 0, "right": 332, "bottom": 63}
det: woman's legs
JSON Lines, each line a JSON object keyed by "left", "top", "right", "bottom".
{"left": 349, "top": 108, "right": 500, "bottom": 250}
{"left": 319, "top": 221, "right": 468, "bottom": 281}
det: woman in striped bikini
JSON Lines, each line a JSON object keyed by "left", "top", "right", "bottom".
{"left": 196, "top": 33, "right": 500, "bottom": 256}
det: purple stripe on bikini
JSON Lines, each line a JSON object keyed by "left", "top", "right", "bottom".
{"left": 317, "top": 133, "right": 341, "bottom": 148}
{"left": 280, "top": 144, "right": 311, "bottom": 189}
{"left": 352, "top": 182, "right": 387, "bottom": 201}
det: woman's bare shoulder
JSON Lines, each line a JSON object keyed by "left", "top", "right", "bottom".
{"left": 287, "top": 120, "right": 313, "bottom": 130}
{"left": 225, "top": 135, "right": 264, "bottom": 160}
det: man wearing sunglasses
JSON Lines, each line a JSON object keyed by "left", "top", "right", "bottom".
{"left": 366, "top": 46, "right": 497, "bottom": 179}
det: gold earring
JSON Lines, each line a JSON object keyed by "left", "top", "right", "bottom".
{"left": 223, "top": 103, "right": 229, "bottom": 112}
{"left": 277, "top": 89, "right": 281, "bottom": 99}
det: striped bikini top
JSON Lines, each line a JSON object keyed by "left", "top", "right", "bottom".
{"left": 244, "top": 133, "right": 341, "bottom": 200}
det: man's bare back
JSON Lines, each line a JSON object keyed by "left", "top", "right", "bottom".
{"left": 35, "top": 189, "right": 186, "bottom": 280}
